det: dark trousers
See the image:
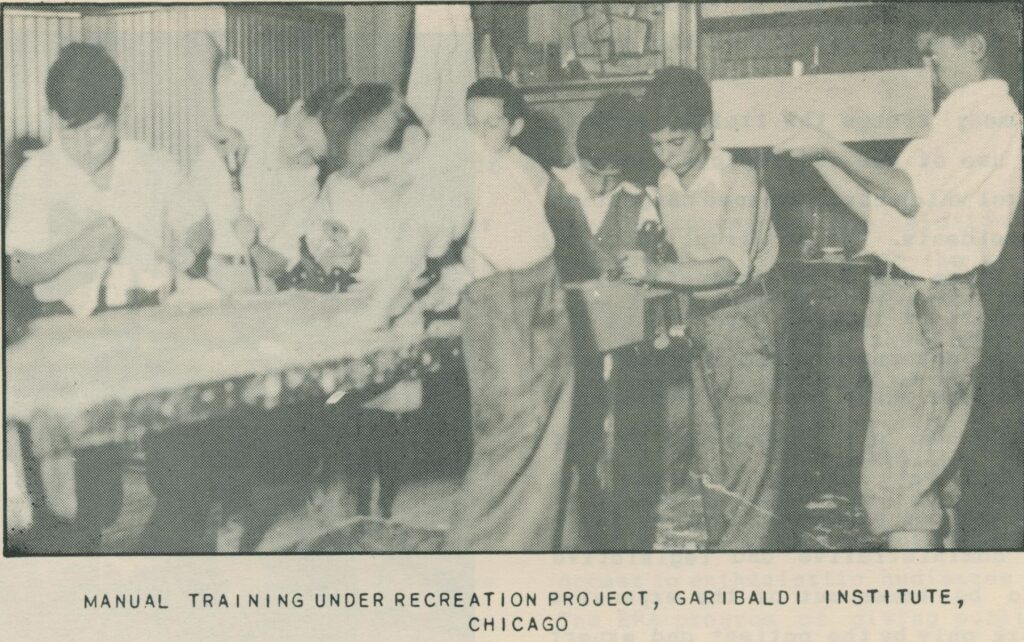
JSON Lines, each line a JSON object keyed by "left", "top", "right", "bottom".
{"left": 564, "top": 293, "right": 667, "bottom": 551}
{"left": 10, "top": 421, "right": 124, "bottom": 554}
{"left": 607, "top": 346, "right": 667, "bottom": 550}
{"left": 446, "top": 258, "right": 577, "bottom": 551}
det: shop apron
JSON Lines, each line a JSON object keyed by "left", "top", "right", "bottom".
{"left": 445, "top": 256, "right": 578, "bottom": 551}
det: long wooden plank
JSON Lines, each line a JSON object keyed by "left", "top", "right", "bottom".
{"left": 711, "top": 68, "right": 933, "bottom": 148}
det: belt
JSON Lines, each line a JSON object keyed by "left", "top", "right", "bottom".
{"left": 690, "top": 273, "right": 773, "bottom": 318}
{"left": 870, "top": 261, "right": 977, "bottom": 282}
{"left": 211, "top": 253, "right": 251, "bottom": 266}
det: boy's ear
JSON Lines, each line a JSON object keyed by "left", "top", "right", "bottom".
{"left": 699, "top": 115, "right": 713, "bottom": 142}
{"left": 288, "top": 99, "right": 306, "bottom": 116}
{"left": 967, "top": 33, "right": 987, "bottom": 63}
{"left": 510, "top": 117, "right": 525, "bottom": 138}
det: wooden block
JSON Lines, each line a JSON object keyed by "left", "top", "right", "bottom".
{"left": 711, "top": 68, "right": 933, "bottom": 148}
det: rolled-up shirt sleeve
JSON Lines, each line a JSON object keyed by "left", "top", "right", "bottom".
{"left": 864, "top": 95, "right": 1023, "bottom": 280}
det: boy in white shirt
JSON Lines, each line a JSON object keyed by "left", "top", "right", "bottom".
{"left": 191, "top": 53, "right": 350, "bottom": 292}
{"left": 6, "top": 43, "right": 208, "bottom": 552}
{"left": 444, "top": 78, "right": 578, "bottom": 551}
{"left": 775, "top": 6, "right": 1022, "bottom": 549}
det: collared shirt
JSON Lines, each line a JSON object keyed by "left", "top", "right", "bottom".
{"left": 190, "top": 59, "right": 320, "bottom": 266}
{"left": 863, "top": 79, "right": 1023, "bottom": 280}
{"left": 464, "top": 145, "right": 554, "bottom": 280}
{"left": 552, "top": 163, "right": 657, "bottom": 234}
{"left": 6, "top": 138, "right": 203, "bottom": 317}
{"left": 650, "top": 148, "right": 778, "bottom": 298}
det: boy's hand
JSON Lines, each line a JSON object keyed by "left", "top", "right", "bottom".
{"left": 156, "top": 226, "right": 196, "bottom": 270}
{"left": 210, "top": 124, "right": 248, "bottom": 170}
{"left": 620, "top": 249, "right": 653, "bottom": 282}
{"left": 773, "top": 112, "right": 838, "bottom": 160}
{"left": 74, "top": 217, "right": 122, "bottom": 263}
{"left": 318, "top": 240, "right": 360, "bottom": 273}
{"left": 422, "top": 264, "right": 470, "bottom": 312}
{"left": 316, "top": 221, "right": 362, "bottom": 272}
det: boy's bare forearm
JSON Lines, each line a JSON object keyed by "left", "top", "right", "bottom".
{"left": 650, "top": 257, "right": 741, "bottom": 290}
{"left": 811, "top": 160, "right": 871, "bottom": 222}
{"left": 825, "top": 142, "right": 918, "bottom": 217}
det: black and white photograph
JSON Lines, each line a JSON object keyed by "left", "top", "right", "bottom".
{"left": 3, "top": 1, "right": 1022, "bottom": 560}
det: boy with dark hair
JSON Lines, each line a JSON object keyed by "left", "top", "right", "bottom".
{"left": 624, "top": 66, "right": 781, "bottom": 550}
{"left": 7, "top": 43, "right": 208, "bottom": 552}
{"left": 9, "top": 42, "right": 207, "bottom": 313}
{"left": 465, "top": 76, "right": 527, "bottom": 127}
{"left": 443, "top": 77, "right": 578, "bottom": 550}
{"left": 45, "top": 42, "right": 124, "bottom": 126}
{"left": 546, "top": 93, "right": 666, "bottom": 549}
{"left": 775, "top": 3, "right": 1022, "bottom": 549}
{"left": 550, "top": 93, "right": 659, "bottom": 281}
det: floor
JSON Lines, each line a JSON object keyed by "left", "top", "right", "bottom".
{"left": 97, "top": 462, "right": 883, "bottom": 553}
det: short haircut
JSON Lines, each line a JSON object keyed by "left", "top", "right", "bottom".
{"left": 45, "top": 42, "right": 123, "bottom": 128}
{"left": 466, "top": 77, "right": 526, "bottom": 123}
{"left": 640, "top": 66, "right": 713, "bottom": 134}
{"left": 918, "top": 3, "right": 1021, "bottom": 85}
{"left": 322, "top": 82, "right": 422, "bottom": 168}
{"left": 576, "top": 92, "right": 645, "bottom": 171}
{"left": 302, "top": 81, "right": 351, "bottom": 118}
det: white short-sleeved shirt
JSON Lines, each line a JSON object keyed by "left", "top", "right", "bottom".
{"left": 6, "top": 139, "right": 203, "bottom": 316}
{"left": 863, "top": 79, "right": 1023, "bottom": 280}
{"left": 649, "top": 148, "right": 778, "bottom": 299}
{"left": 190, "top": 59, "right": 320, "bottom": 265}
{"left": 464, "top": 145, "right": 554, "bottom": 279}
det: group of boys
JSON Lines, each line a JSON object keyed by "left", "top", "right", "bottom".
{"left": 9, "top": 5, "right": 1021, "bottom": 553}
{"left": 448, "top": 70, "right": 781, "bottom": 551}
{"left": 7, "top": 39, "right": 775, "bottom": 552}
{"left": 454, "top": 6, "right": 1021, "bottom": 552}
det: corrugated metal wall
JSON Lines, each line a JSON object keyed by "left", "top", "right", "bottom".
{"left": 3, "top": 5, "right": 346, "bottom": 168}
{"left": 3, "top": 9, "right": 83, "bottom": 147}
{"left": 225, "top": 6, "right": 345, "bottom": 115}
{"left": 81, "top": 6, "right": 226, "bottom": 167}
{"left": 3, "top": 6, "right": 227, "bottom": 168}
